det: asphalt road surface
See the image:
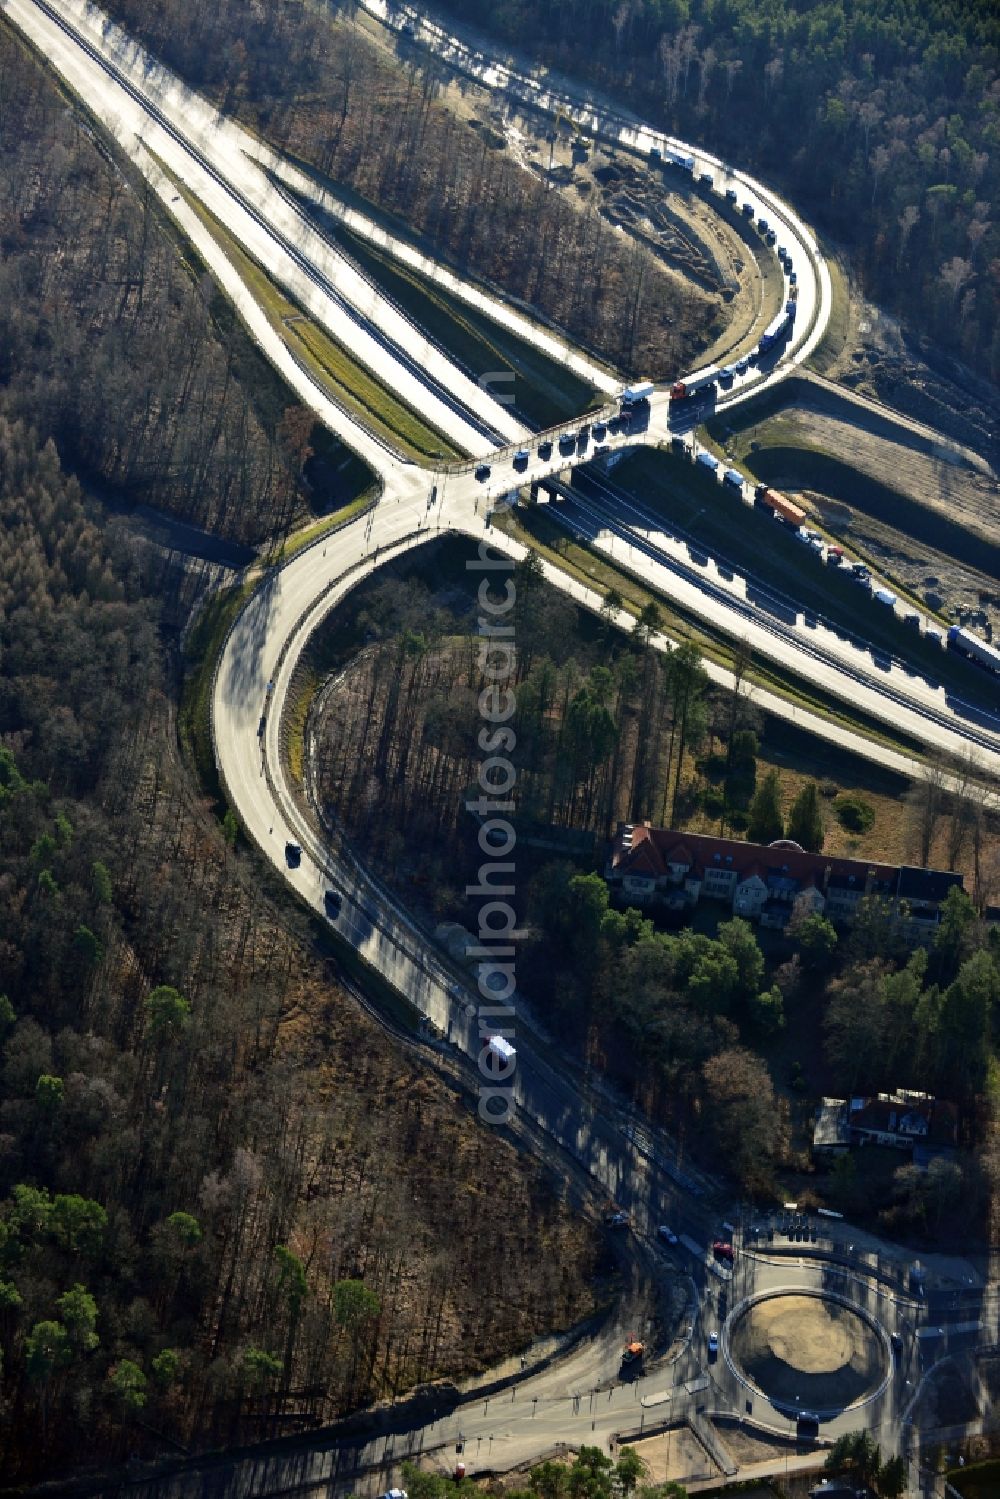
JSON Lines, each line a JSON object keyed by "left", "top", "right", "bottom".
{"left": 6, "top": 2, "right": 997, "bottom": 1493}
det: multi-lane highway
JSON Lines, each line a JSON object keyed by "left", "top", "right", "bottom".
{"left": 7, "top": 0, "right": 529, "bottom": 453}
{"left": 6, "top": 0, "right": 999, "bottom": 1490}
{"left": 356, "top": 0, "right": 830, "bottom": 403}
{"left": 17, "top": 0, "right": 991, "bottom": 770}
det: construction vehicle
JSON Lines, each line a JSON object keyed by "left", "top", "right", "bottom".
{"left": 621, "top": 1338, "right": 645, "bottom": 1367}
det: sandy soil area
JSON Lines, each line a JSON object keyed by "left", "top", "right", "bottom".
{"left": 815, "top": 264, "right": 1000, "bottom": 462}
{"left": 355, "top": 6, "right": 764, "bottom": 373}
{"left": 732, "top": 396, "right": 1000, "bottom": 634}
{"left": 730, "top": 1295, "right": 883, "bottom": 1409}
{"left": 630, "top": 1426, "right": 721, "bottom": 1484}
{"left": 720, "top": 1425, "right": 799, "bottom": 1465}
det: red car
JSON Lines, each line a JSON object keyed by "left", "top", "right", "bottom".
{"left": 712, "top": 1240, "right": 735, "bottom": 1263}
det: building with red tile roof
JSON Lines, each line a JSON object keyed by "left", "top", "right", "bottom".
{"left": 604, "top": 822, "right": 962, "bottom": 944}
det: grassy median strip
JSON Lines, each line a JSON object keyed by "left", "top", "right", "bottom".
{"left": 170, "top": 177, "right": 461, "bottom": 463}
{"left": 332, "top": 219, "right": 602, "bottom": 429}
{"left": 277, "top": 153, "right": 615, "bottom": 415}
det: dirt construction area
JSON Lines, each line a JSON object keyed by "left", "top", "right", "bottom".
{"left": 629, "top": 1426, "right": 721, "bottom": 1485}
{"left": 723, "top": 386, "right": 1000, "bottom": 635}
{"left": 729, "top": 1295, "right": 885, "bottom": 1411}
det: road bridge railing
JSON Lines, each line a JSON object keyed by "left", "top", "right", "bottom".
{"left": 445, "top": 395, "right": 624, "bottom": 475}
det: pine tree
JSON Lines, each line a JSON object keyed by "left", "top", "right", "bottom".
{"left": 748, "top": 768, "right": 783, "bottom": 843}
{"left": 787, "top": 782, "right": 825, "bottom": 851}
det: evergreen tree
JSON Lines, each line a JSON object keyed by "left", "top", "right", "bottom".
{"left": 792, "top": 912, "right": 838, "bottom": 972}
{"left": 787, "top": 782, "right": 825, "bottom": 852}
{"left": 747, "top": 768, "right": 783, "bottom": 843}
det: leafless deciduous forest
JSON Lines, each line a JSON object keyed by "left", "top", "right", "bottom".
{"left": 0, "top": 35, "right": 598, "bottom": 1484}
{"left": 94, "top": 0, "right": 719, "bottom": 377}
{"left": 0, "top": 35, "right": 319, "bottom": 546}
{"left": 309, "top": 548, "right": 1000, "bottom": 1233}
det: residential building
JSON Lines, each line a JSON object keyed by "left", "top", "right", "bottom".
{"left": 604, "top": 823, "right": 962, "bottom": 944}
{"left": 812, "top": 1089, "right": 958, "bottom": 1165}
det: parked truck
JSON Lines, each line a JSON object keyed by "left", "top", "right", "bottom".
{"left": 753, "top": 485, "right": 806, "bottom": 528}
{"left": 948, "top": 625, "right": 1000, "bottom": 678}
{"left": 622, "top": 380, "right": 654, "bottom": 405}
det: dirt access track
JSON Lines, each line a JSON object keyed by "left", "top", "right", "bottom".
{"left": 716, "top": 372, "right": 1000, "bottom": 631}
{"left": 354, "top": 4, "right": 773, "bottom": 375}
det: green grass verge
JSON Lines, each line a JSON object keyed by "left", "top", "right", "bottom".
{"left": 332, "top": 219, "right": 603, "bottom": 429}
{"left": 613, "top": 446, "right": 998, "bottom": 705}
{"left": 276, "top": 494, "right": 373, "bottom": 563}
{"left": 179, "top": 579, "right": 258, "bottom": 810}
{"left": 180, "top": 490, "right": 374, "bottom": 808}
{"left": 172, "top": 178, "right": 460, "bottom": 463}
{"left": 498, "top": 503, "right": 927, "bottom": 761}
{"left": 285, "top": 668, "right": 318, "bottom": 786}
{"left": 286, "top": 315, "right": 458, "bottom": 462}
{"left": 806, "top": 248, "right": 852, "bottom": 375}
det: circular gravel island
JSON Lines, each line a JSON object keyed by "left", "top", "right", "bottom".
{"left": 728, "top": 1293, "right": 887, "bottom": 1411}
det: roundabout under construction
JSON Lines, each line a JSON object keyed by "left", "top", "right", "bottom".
{"left": 723, "top": 1287, "right": 893, "bottom": 1418}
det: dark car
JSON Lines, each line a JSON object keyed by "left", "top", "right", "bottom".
{"left": 324, "top": 888, "right": 342, "bottom": 918}
{"left": 513, "top": 448, "right": 530, "bottom": 469}
{"left": 285, "top": 842, "right": 302, "bottom": 868}
{"left": 712, "top": 1240, "right": 735, "bottom": 1263}
{"left": 592, "top": 422, "right": 607, "bottom": 441}
{"left": 538, "top": 439, "right": 553, "bottom": 460}
{"left": 474, "top": 464, "right": 491, "bottom": 481}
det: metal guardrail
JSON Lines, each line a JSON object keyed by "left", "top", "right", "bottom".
{"left": 446, "top": 396, "right": 625, "bottom": 476}
{"left": 270, "top": 173, "right": 533, "bottom": 438}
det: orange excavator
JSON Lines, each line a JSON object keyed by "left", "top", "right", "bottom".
{"left": 621, "top": 1337, "right": 645, "bottom": 1368}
